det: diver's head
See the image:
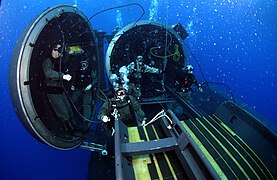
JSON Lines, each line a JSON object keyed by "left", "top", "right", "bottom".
{"left": 185, "top": 65, "right": 194, "bottom": 73}
{"left": 136, "top": 55, "right": 143, "bottom": 65}
{"left": 115, "top": 86, "right": 127, "bottom": 102}
{"left": 51, "top": 43, "right": 62, "bottom": 59}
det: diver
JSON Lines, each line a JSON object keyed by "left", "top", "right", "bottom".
{"left": 126, "top": 55, "right": 163, "bottom": 99}
{"left": 98, "top": 83, "right": 147, "bottom": 131}
{"left": 169, "top": 65, "right": 203, "bottom": 118}
{"left": 96, "top": 83, "right": 147, "bottom": 159}
{"left": 42, "top": 43, "right": 76, "bottom": 134}
{"left": 110, "top": 65, "right": 130, "bottom": 91}
{"left": 70, "top": 58, "right": 98, "bottom": 133}
{"left": 174, "top": 65, "right": 203, "bottom": 93}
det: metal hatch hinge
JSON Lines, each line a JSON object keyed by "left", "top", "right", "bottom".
{"left": 79, "top": 141, "right": 108, "bottom": 155}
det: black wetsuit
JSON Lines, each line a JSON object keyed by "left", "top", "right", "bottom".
{"left": 42, "top": 57, "right": 75, "bottom": 124}
{"left": 174, "top": 72, "right": 200, "bottom": 92}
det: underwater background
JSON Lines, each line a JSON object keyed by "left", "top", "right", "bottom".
{"left": 0, "top": 0, "right": 276, "bottom": 179}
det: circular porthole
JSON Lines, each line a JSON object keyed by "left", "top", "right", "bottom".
{"left": 9, "top": 5, "right": 99, "bottom": 150}
{"left": 105, "top": 20, "right": 188, "bottom": 98}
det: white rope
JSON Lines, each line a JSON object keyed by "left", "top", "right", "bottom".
{"left": 144, "top": 109, "right": 173, "bottom": 128}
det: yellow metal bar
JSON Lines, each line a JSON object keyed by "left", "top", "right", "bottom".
{"left": 212, "top": 115, "right": 274, "bottom": 179}
{"left": 128, "top": 127, "right": 151, "bottom": 180}
{"left": 203, "top": 116, "right": 260, "bottom": 178}
{"left": 181, "top": 121, "right": 228, "bottom": 179}
{"left": 143, "top": 126, "right": 164, "bottom": 180}
{"left": 196, "top": 117, "right": 250, "bottom": 179}
{"left": 151, "top": 125, "right": 178, "bottom": 180}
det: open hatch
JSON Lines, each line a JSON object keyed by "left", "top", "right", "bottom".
{"left": 9, "top": 5, "right": 99, "bottom": 150}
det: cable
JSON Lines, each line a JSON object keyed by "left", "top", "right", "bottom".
{"left": 144, "top": 109, "right": 172, "bottom": 127}
{"left": 150, "top": 44, "right": 181, "bottom": 62}
{"left": 164, "top": 0, "right": 169, "bottom": 58}
{"left": 89, "top": 3, "right": 144, "bottom": 26}
{"left": 185, "top": 43, "right": 236, "bottom": 112}
{"left": 146, "top": 89, "right": 167, "bottom": 110}
{"left": 184, "top": 43, "right": 215, "bottom": 113}
{"left": 202, "top": 81, "right": 236, "bottom": 103}
{"left": 98, "top": 89, "right": 109, "bottom": 101}
{"left": 71, "top": 3, "right": 145, "bottom": 29}
{"left": 56, "top": 19, "right": 101, "bottom": 124}
{"left": 163, "top": 0, "right": 170, "bottom": 86}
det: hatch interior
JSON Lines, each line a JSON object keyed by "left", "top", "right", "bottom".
{"left": 9, "top": 5, "right": 99, "bottom": 149}
{"left": 105, "top": 21, "right": 188, "bottom": 99}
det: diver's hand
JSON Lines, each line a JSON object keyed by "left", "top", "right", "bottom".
{"left": 102, "top": 115, "right": 110, "bottom": 123}
{"left": 85, "top": 84, "right": 92, "bottom": 91}
{"left": 62, "top": 74, "right": 72, "bottom": 81}
{"left": 141, "top": 117, "right": 147, "bottom": 126}
{"left": 199, "top": 87, "right": 204, "bottom": 93}
{"left": 111, "top": 127, "right": 115, "bottom": 136}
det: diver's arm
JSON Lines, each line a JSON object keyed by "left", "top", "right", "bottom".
{"left": 192, "top": 74, "right": 203, "bottom": 91}
{"left": 126, "top": 62, "right": 135, "bottom": 74}
{"left": 143, "top": 64, "right": 161, "bottom": 74}
{"left": 90, "top": 70, "right": 99, "bottom": 87}
{"left": 84, "top": 70, "right": 99, "bottom": 91}
{"left": 98, "top": 100, "right": 110, "bottom": 121}
{"left": 42, "top": 58, "right": 63, "bottom": 80}
{"left": 191, "top": 74, "right": 200, "bottom": 87}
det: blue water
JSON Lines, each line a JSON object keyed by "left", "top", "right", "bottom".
{"left": 1, "top": 0, "right": 276, "bottom": 179}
